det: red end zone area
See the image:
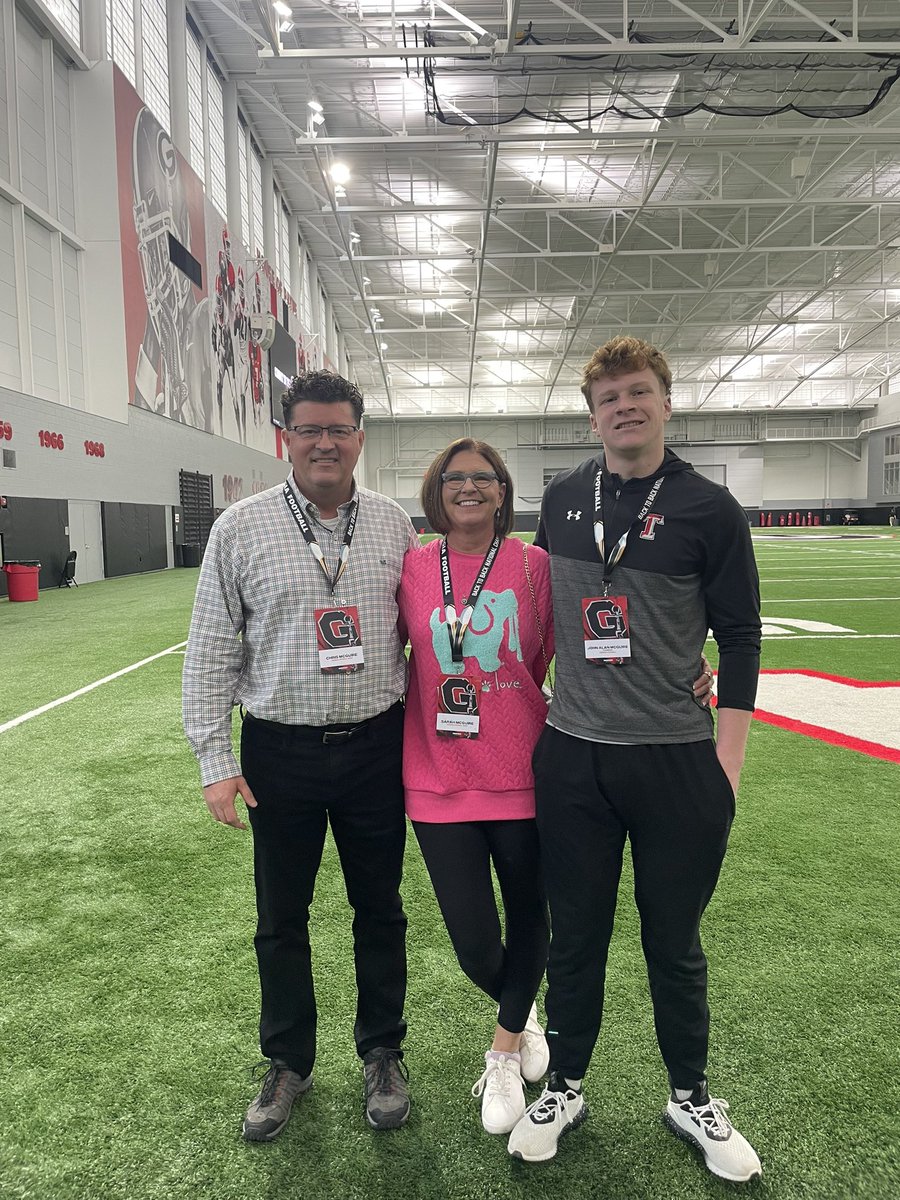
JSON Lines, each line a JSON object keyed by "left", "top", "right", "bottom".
{"left": 751, "top": 670, "right": 900, "bottom": 764}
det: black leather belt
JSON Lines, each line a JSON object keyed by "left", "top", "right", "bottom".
{"left": 244, "top": 701, "right": 402, "bottom": 745}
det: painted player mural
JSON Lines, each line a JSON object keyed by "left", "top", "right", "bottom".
{"left": 130, "top": 104, "right": 212, "bottom": 430}
{"left": 114, "top": 67, "right": 309, "bottom": 453}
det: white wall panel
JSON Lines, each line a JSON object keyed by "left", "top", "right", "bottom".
{"left": 24, "top": 216, "right": 59, "bottom": 401}
{"left": 760, "top": 443, "right": 864, "bottom": 504}
{"left": 0, "top": 196, "right": 19, "bottom": 388}
{"left": 53, "top": 52, "right": 75, "bottom": 228}
{"left": 682, "top": 444, "right": 763, "bottom": 506}
{"left": 71, "top": 61, "right": 129, "bottom": 421}
{"left": 62, "top": 241, "right": 84, "bottom": 407}
{"left": 0, "top": 6, "right": 10, "bottom": 182}
{"left": 0, "top": 386, "right": 285, "bottom": 511}
{"left": 16, "top": 10, "right": 50, "bottom": 211}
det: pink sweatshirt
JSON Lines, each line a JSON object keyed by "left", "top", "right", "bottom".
{"left": 399, "top": 536, "right": 554, "bottom": 822}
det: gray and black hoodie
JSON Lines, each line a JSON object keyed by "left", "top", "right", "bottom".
{"left": 534, "top": 448, "right": 761, "bottom": 745}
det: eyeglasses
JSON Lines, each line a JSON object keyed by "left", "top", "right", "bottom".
{"left": 287, "top": 424, "right": 359, "bottom": 440}
{"left": 440, "top": 471, "right": 499, "bottom": 490}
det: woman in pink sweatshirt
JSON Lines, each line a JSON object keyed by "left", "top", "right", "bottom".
{"left": 398, "top": 438, "right": 554, "bottom": 1137}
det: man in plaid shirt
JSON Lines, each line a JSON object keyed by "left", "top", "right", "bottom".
{"left": 184, "top": 371, "right": 418, "bottom": 1140}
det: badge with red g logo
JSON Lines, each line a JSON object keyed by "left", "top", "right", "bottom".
{"left": 436, "top": 675, "right": 481, "bottom": 738}
{"left": 314, "top": 605, "right": 365, "bottom": 673}
{"left": 582, "top": 595, "right": 631, "bottom": 664}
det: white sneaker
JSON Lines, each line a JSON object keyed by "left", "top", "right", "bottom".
{"left": 471, "top": 1053, "right": 526, "bottom": 1135}
{"left": 519, "top": 1004, "right": 550, "bottom": 1083}
{"left": 664, "top": 1084, "right": 762, "bottom": 1183}
{"left": 507, "top": 1074, "right": 587, "bottom": 1162}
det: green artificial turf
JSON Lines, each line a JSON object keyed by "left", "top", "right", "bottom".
{"left": 1, "top": 531, "right": 898, "bottom": 1199}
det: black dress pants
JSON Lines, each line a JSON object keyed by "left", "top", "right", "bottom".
{"left": 534, "top": 726, "right": 734, "bottom": 1089}
{"left": 412, "top": 818, "right": 549, "bottom": 1035}
{"left": 241, "top": 705, "right": 408, "bottom": 1077}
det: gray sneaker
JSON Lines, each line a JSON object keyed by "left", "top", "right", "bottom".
{"left": 242, "top": 1060, "right": 312, "bottom": 1142}
{"left": 363, "top": 1048, "right": 410, "bottom": 1130}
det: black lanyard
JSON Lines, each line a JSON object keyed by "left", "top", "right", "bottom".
{"left": 593, "top": 467, "right": 664, "bottom": 593}
{"left": 440, "top": 535, "right": 502, "bottom": 663}
{"left": 283, "top": 481, "right": 358, "bottom": 594}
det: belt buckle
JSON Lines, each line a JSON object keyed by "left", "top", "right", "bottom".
{"left": 322, "top": 729, "right": 353, "bottom": 745}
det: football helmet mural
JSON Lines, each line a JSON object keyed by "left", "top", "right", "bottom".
{"left": 131, "top": 106, "right": 211, "bottom": 429}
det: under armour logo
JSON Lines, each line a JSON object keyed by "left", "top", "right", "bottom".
{"left": 567, "top": 510, "right": 582, "bottom": 521}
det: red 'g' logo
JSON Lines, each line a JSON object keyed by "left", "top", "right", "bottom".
{"left": 583, "top": 599, "right": 627, "bottom": 640}
{"left": 439, "top": 677, "right": 478, "bottom": 714}
{"left": 317, "top": 608, "right": 360, "bottom": 649}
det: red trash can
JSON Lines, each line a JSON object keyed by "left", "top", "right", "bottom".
{"left": 3, "top": 560, "right": 41, "bottom": 601}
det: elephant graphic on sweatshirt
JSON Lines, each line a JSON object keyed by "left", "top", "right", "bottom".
{"left": 430, "top": 589, "right": 522, "bottom": 674}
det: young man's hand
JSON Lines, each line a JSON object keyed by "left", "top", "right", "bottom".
{"left": 692, "top": 653, "right": 715, "bottom": 707}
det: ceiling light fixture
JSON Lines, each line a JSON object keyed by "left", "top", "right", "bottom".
{"left": 308, "top": 100, "right": 323, "bottom": 113}
{"left": 311, "top": 112, "right": 325, "bottom": 127}
{"left": 273, "top": 1, "right": 293, "bottom": 18}
{"left": 330, "top": 162, "right": 351, "bottom": 185}
{"left": 279, "top": 20, "right": 294, "bottom": 33}
{"left": 380, "top": 342, "right": 388, "bottom": 350}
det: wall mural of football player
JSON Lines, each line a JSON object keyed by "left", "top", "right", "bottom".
{"left": 116, "top": 67, "right": 310, "bottom": 454}
{"left": 248, "top": 271, "right": 267, "bottom": 425}
{"left": 131, "top": 105, "right": 212, "bottom": 430}
{"left": 233, "top": 267, "right": 253, "bottom": 427}
{"left": 212, "top": 226, "right": 240, "bottom": 438}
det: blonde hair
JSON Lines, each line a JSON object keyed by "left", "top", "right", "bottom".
{"left": 581, "top": 336, "right": 672, "bottom": 408}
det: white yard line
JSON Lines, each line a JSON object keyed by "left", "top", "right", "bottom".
{"left": 758, "top": 561, "right": 897, "bottom": 566}
{"left": 0, "top": 641, "right": 187, "bottom": 734}
{"left": 760, "top": 597, "right": 900, "bottom": 603}
{"left": 708, "top": 634, "right": 900, "bottom": 641}
{"left": 758, "top": 576, "right": 900, "bottom": 582}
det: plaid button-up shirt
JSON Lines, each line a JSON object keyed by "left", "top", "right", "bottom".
{"left": 183, "top": 474, "right": 419, "bottom": 786}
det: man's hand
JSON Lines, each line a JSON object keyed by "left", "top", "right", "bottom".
{"left": 203, "top": 776, "right": 258, "bottom": 830}
{"left": 692, "top": 653, "right": 715, "bottom": 707}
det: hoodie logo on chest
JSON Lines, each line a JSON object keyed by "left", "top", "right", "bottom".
{"left": 567, "top": 509, "right": 582, "bottom": 521}
{"left": 639, "top": 513, "right": 665, "bottom": 541}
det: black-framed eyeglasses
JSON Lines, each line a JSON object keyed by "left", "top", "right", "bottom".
{"left": 440, "top": 471, "right": 499, "bottom": 490}
{"left": 287, "top": 424, "right": 359, "bottom": 440}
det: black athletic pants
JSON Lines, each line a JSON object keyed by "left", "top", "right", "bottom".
{"left": 412, "top": 818, "right": 550, "bottom": 1035}
{"left": 533, "top": 726, "right": 734, "bottom": 1089}
{"left": 242, "top": 705, "right": 408, "bottom": 1077}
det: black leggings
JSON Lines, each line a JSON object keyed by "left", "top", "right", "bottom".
{"left": 412, "top": 818, "right": 550, "bottom": 1035}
